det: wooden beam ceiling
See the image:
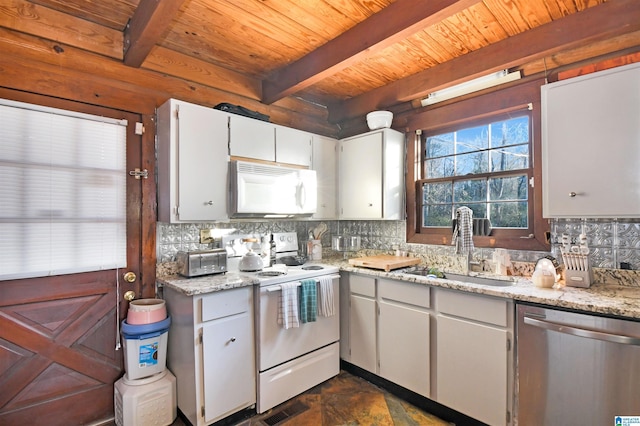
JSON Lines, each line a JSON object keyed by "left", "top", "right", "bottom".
{"left": 123, "top": 0, "right": 185, "bottom": 67}
{"left": 261, "top": 0, "right": 480, "bottom": 105}
{"left": 329, "top": 0, "right": 640, "bottom": 123}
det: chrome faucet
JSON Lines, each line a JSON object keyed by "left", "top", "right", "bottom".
{"left": 468, "top": 255, "right": 491, "bottom": 273}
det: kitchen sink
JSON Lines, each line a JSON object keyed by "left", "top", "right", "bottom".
{"left": 442, "top": 272, "right": 513, "bottom": 287}
{"left": 400, "top": 269, "right": 513, "bottom": 287}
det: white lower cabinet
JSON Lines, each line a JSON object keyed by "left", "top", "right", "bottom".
{"left": 165, "top": 286, "right": 256, "bottom": 426}
{"left": 341, "top": 272, "right": 514, "bottom": 425}
{"left": 342, "top": 273, "right": 431, "bottom": 398}
{"left": 347, "top": 274, "right": 377, "bottom": 372}
{"left": 435, "top": 289, "right": 513, "bottom": 426}
{"left": 378, "top": 279, "right": 430, "bottom": 397}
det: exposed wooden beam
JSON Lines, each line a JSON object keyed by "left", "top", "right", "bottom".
{"left": 261, "top": 0, "right": 479, "bottom": 104}
{"left": 123, "top": 0, "right": 185, "bottom": 67}
{"left": 0, "top": 27, "right": 338, "bottom": 136}
{"left": 330, "top": 0, "right": 640, "bottom": 123}
{"left": 142, "top": 46, "right": 262, "bottom": 99}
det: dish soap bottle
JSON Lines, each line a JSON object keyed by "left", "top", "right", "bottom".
{"left": 269, "top": 234, "right": 276, "bottom": 267}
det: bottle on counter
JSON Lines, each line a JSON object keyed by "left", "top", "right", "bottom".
{"left": 269, "top": 234, "right": 276, "bottom": 266}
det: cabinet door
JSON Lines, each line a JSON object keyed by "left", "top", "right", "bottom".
{"left": 349, "top": 293, "right": 377, "bottom": 373}
{"left": 157, "top": 100, "right": 229, "bottom": 222}
{"left": 542, "top": 62, "right": 640, "bottom": 218}
{"left": 312, "top": 135, "right": 338, "bottom": 219}
{"left": 436, "top": 315, "right": 508, "bottom": 426}
{"left": 339, "top": 133, "right": 383, "bottom": 219}
{"left": 202, "top": 311, "right": 255, "bottom": 424}
{"left": 229, "top": 114, "right": 275, "bottom": 161}
{"left": 379, "top": 300, "right": 430, "bottom": 397}
{"left": 275, "top": 125, "right": 312, "bottom": 166}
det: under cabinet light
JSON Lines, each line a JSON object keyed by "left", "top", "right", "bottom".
{"left": 420, "top": 70, "right": 522, "bottom": 107}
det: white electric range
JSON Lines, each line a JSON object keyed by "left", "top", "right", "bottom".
{"left": 235, "top": 232, "right": 340, "bottom": 413}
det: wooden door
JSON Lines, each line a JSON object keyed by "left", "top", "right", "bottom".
{"left": 0, "top": 90, "right": 156, "bottom": 425}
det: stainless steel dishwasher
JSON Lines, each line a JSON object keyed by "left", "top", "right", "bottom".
{"left": 517, "top": 304, "right": 640, "bottom": 425}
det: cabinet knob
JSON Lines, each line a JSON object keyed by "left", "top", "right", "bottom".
{"left": 230, "top": 337, "right": 236, "bottom": 343}
{"left": 569, "top": 192, "right": 577, "bottom": 197}
{"left": 205, "top": 200, "right": 214, "bottom": 205}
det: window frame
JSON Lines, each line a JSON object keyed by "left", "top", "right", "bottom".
{"left": 420, "top": 110, "right": 533, "bottom": 232}
{"left": 405, "top": 78, "right": 550, "bottom": 251}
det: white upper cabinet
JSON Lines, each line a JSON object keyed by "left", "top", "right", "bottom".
{"left": 339, "top": 128, "right": 405, "bottom": 219}
{"left": 274, "top": 125, "right": 312, "bottom": 167}
{"left": 312, "top": 134, "right": 338, "bottom": 219}
{"left": 229, "top": 116, "right": 312, "bottom": 167}
{"left": 542, "top": 62, "right": 640, "bottom": 218}
{"left": 157, "top": 99, "right": 229, "bottom": 223}
{"left": 229, "top": 114, "right": 275, "bottom": 162}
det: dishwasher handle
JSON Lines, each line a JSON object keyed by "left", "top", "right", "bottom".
{"left": 523, "top": 315, "right": 640, "bottom": 346}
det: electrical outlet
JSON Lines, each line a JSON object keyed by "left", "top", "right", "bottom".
{"left": 200, "top": 229, "right": 214, "bottom": 244}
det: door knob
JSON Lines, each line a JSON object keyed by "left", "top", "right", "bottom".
{"left": 123, "top": 272, "right": 136, "bottom": 282}
{"left": 123, "top": 290, "right": 136, "bottom": 301}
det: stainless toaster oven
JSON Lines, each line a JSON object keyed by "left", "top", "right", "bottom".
{"left": 176, "top": 249, "right": 227, "bottom": 277}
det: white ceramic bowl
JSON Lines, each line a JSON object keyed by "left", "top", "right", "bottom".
{"left": 366, "top": 111, "right": 393, "bottom": 130}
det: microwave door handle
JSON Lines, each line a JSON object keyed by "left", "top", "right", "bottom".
{"left": 297, "top": 181, "right": 306, "bottom": 208}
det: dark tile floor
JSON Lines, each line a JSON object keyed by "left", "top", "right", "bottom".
{"left": 170, "top": 370, "right": 451, "bottom": 426}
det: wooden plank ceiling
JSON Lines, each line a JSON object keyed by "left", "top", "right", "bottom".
{"left": 4, "top": 0, "right": 640, "bottom": 135}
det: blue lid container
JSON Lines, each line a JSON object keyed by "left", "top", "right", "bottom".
{"left": 121, "top": 316, "right": 171, "bottom": 340}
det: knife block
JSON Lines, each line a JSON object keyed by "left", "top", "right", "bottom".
{"left": 564, "top": 266, "right": 593, "bottom": 288}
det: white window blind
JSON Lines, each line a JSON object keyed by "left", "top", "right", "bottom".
{"left": 0, "top": 99, "right": 127, "bottom": 280}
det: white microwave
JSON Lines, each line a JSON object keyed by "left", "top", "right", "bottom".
{"left": 229, "top": 160, "right": 317, "bottom": 218}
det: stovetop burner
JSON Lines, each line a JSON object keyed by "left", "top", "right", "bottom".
{"left": 256, "top": 270, "right": 286, "bottom": 277}
{"left": 247, "top": 263, "right": 339, "bottom": 287}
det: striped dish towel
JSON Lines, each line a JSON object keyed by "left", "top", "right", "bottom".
{"left": 277, "top": 282, "right": 299, "bottom": 329}
{"left": 299, "top": 279, "right": 317, "bottom": 323}
{"left": 317, "top": 276, "right": 335, "bottom": 317}
{"left": 452, "top": 206, "right": 474, "bottom": 254}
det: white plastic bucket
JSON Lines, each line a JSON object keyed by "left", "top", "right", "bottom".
{"left": 121, "top": 316, "right": 170, "bottom": 380}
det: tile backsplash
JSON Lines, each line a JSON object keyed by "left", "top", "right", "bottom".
{"left": 550, "top": 218, "right": 640, "bottom": 270}
{"left": 157, "top": 218, "right": 640, "bottom": 270}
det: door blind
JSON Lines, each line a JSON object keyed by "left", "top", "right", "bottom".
{"left": 0, "top": 99, "right": 127, "bottom": 280}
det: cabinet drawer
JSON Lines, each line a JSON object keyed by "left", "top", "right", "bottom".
{"left": 201, "top": 288, "right": 251, "bottom": 322}
{"left": 437, "top": 289, "right": 508, "bottom": 327}
{"left": 349, "top": 274, "right": 375, "bottom": 297}
{"left": 378, "top": 278, "right": 430, "bottom": 308}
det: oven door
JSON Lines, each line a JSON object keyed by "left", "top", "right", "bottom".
{"left": 257, "top": 275, "right": 340, "bottom": 371}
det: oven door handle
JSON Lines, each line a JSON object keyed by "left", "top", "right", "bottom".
{"left": 263, "top": 274, "right": 341, "bottom": 292}
{"left": 523, "top": 315, "right": 640, "bottom": 346}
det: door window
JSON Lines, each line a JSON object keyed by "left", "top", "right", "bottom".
{"left": 0, "top": 99, "right": 127, "bottom": 280}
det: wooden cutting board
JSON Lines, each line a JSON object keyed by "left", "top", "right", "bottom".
{"left": 348, "top": 255, "right": 421, "bottom": 272}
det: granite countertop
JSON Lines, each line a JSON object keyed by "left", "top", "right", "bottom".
{"left": 158, "top": 272, "right": 259, "bottom": 296}
{"left": 157, "top": 257, "right": 640, "bottom": 319}
{"left": 340, "top": 264, "right": 640, "bottom": 320}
